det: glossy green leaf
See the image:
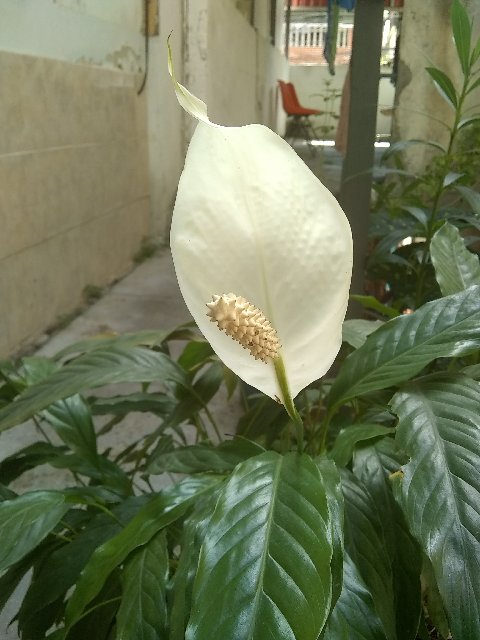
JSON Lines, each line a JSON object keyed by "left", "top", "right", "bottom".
{"left": 169, "top": 490, "right": 220, "bottom": 640}
{"left": 341, "top": 471, "right": 396, "bottom": 640}
{"left": 451, "top": 0, "right": 472, "bottom": 75}
{"left": 66, "top": 571, "right": 121, "bottom": 640}
{"left": 146, "top": 438, "right": 263, "bottom": 474}
{"left": 178, "top": 340, "right": 214, "bottom": 371}
{"left": 324, "top": 552, "right": 388, "bottom": 640}
{"left": 116, "top": 531, "right": 169, "bottom": 640}
{"left": 63, "top": 476, "right": 220, "bottom": 637}
{"left": 0, "top": 491, "right": 69, "bottom": 571}
{"left": 430, "top": 223, "right": 480, "bottom": 296}
{"left": 342, "top": 319, "right": 384, "bottom": 349}
{"left": 329, "top": 424, "right": 393, "bottom": 467}
{"left": 391, "top": 375, "right": 480, "bottom": 640}
{"left": 426, "top": 67, "right": 458, "bottom": 108}
{"left": 0, "top": 442, "right": 66, "bottom": 484}
{"left": 236, "top": 395, "right": 289, "bottom": 443}
{"left": 353, "top": 439, "right": 422, "bottom": 640}
{"left": 42, "top": 395, "right": 97, "bottom": 462}
{"left": 0, "top": 346, "right": 190, "bottom": 432}
{"left": 163, "top": 362, "right": 224, "bottom": 429}
{"left": 186, "top": 452, "right": 333, "bottom": 640}
{"left": 316, "top": 457, "right": 344, "bottom": 609}
{"left": 328, "top": 285, "right": 480, "bottom": 407}
{"left": 421, "top": 555, "right": 450, "bottom": 639}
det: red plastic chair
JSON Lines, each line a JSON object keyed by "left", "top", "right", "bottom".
{"left": 278, "top": 80, "right": 322, "bottom": 152}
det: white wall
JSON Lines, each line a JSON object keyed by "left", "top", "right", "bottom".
{"left": 290, "top": 64, "right": 395, "bottom": 138}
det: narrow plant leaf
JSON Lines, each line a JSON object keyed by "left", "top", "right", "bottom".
{"left": 342, "top": 319, "right": 384, "bottom": 349}
{"left": 471, "top": 35, "right": 480, "bottom": 65}
{"left": 0, "top": 442, "right": 66, "bottom": 484}
{"left": 328, "top": 285, "right": 480, "bottom": 407}
{"left": 116, "top": 531, "right": 169, "bottom": 640}
{"left": 18, "top": 496, "right": 150, "bottom": 624}
{"left": 430, "top": 223, "right": 480, "bottom": 296}
{"left": 458, "top": 114, "right": 480, "bottom": 130}
{"left": 340, "top": 471, "right": 396, "bottom": 640}
{"left": 186, "top": 452, "right": 333, "bottom": 640}
{"left": 349, "top": 295, "right": 399, "bottom": 319}
{"left": 63, "top": 476, "right": 220, "bottom": 637}
{"left": 66, "top": 571, "right": 121, "bottom": 640}
{"left": 0, "top": 491, "right": 69, "bottom": 571}
{"left": 443, "top": 171, "right": 463, "bottom": 188}
{"left": 146, "top": 438, "right": 263, "bottom": 474}
{"left": 53, "top": 325, "right": 196, "bottom": 359}
{"left": 455, "top": 184, "right": 480, "bottom": 214}
{"left": 381, "top": 139, "right": 447, "bottom": 160}
{"left": 391, "top": 374, "right": 480, "bottom": 640}
{"left": 425, "top": 67, "right": 458, "bottom": 108}
{"left": 0, "top": 346, "right": 190, "bottom": 432}
{"left": 466, "top": 73, "right": 480, "bottom": 94}
{"left": 353, "top": 439, "right": 422, "bottom": 640}
{"left": 91, "top": 392, "right": 176, "bottom": 417}
{"left": 329, "top": 424, "right": 393, "bottom": 467}
{"left": 324, "top": 552, "right": 388, "bottom": 640}
{"left": 451, "top": 0, "right": 472, "bottom": 75}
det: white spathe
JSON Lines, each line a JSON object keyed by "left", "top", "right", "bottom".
{"left": 169, "top": 60, "right": 353, "bottom": 401}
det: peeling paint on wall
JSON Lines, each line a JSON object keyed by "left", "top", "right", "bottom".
{"left": 0, "top": 0, "right": 144, "bottom": 73}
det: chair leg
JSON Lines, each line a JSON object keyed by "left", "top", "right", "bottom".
{"left": 300, "top": 117, "right": 317, "bottom": 157}
{"left": 283, "top": 116, "right": 317, "bottom": 158}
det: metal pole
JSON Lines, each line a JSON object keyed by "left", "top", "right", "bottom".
{"left": 285, "top": 0, "right": 292, "bottom": 58}
{"left": 339, "top": 0, "right": 384, "bottom": 316}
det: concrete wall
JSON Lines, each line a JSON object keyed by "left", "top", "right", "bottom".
{"left": 0, "top": 0, "right": 288, "bottom": 357}
{"left": 0, "top": 0, "right": 150, "bottom": 356}
{"left": 392, "top": 0, "right": 480, "bottom": 171}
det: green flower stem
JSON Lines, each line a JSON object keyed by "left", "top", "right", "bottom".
{"left": 274, "top": 357, "right": 304, "bottom": 453}
{"left": 415, "top": 71, "right": 470, "bottom": 307}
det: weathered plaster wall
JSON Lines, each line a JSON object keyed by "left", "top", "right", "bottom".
{"left": 184, "top": 0, "right": 287, "bottom": 134}
{"left": 392, "top": 0, "right": 480, "bottom": 171}
{"left": 0, "top": 0, "right": 149, "bottom": 356}
{"left": 0, "top": 0, "right": 288, "bottom": 356}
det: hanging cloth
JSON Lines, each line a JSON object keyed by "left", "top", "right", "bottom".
{"left": 324, "top": 0, "right": 355, "bottom": 75}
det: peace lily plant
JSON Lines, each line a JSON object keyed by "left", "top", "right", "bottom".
{"left": 0, "top": 6, "right": 479, "bottom": 638}
{"left": 168, "top": 43, "right": 353, "bottom": 450}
